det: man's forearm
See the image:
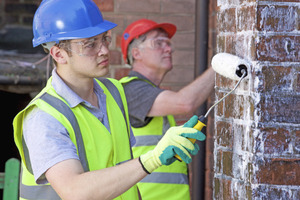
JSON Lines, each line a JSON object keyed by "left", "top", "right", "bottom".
{"left": 148, "top": 67, "right": 215, "bottom": 117}
{"left": 46, "top": 158, "right": 147, "bottom": 200}
{"left": 180, "top": 67, "right": 215, "bottom": 110}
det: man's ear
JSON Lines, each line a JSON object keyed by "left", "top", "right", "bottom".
{"left": 131, "top": 47, "right": 142, "bottom": 61}
{"left": 50, "top": 46, "right": 67, "bottom": 64}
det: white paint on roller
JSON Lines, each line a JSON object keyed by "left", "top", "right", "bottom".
{"left": 211, "top": 53, "right": 250, "bottom": 80}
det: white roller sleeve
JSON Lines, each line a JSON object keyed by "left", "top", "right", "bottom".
{"left": 211, "top": 53, "right": 249, "bottom": 80}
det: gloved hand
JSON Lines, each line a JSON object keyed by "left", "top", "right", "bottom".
{"left": 139, "top": 115, "right": 206, "bottom": 173}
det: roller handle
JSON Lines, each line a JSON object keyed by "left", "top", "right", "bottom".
{"left": 175, "top": 116, "right": 207, "bottom": 161}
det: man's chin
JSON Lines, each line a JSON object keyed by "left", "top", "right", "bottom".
{"left": 95, "top": 66, "right": 110, "bottom": 77}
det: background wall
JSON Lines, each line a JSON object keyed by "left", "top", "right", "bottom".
{"left": 214, "top": 0, "right": 299, "bottom": 199}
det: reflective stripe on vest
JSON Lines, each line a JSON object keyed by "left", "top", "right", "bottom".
{"left": 19, "top": 166, "right": 60, "bottom": 200}
{"left": 98, "top": 78, "right": 130, "bottom": 135}
{"left": 132, "top": 115, "right": 171, "bottom": 147}
{"left": 140, "top": 172, "right": 188, "bottom": 184}
{"left": 41, "top": 93, "right": 89, "bottom": 172}
{"left": 20, "top": 184, "right": 60, "bottom": 200}
{"left": 133, "top": 135, "right": 162, "bottom": 147}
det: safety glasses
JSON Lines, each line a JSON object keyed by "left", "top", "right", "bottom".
{"left": 140, "top": 36, "right": 172, "bottom": 50}
{"left": 67, "top": 35, "right": 112, "bottom": 56}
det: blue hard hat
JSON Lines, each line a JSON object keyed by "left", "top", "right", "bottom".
{"left": 32, "top": 0, "right": 117, "bottom": 47}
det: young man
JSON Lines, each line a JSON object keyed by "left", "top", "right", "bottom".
{"left": 13, "top": 1, "right": 205, "bottom": 199}
{"left": 120, "top": 19, "right": 215, "bottom": 200}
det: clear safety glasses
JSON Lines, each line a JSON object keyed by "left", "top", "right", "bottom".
{"left": 67, "top": 35, "right": 112, "bottom": 56}
{"left": 141, "top": 37, "right": 173, "bottom": 50}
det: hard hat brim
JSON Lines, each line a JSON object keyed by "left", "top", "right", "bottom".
{"left": 139, "top": 23, "right": 177, "bottom": 39}
{"left": 33, "top": 20, "right": 117, "bottom": 47}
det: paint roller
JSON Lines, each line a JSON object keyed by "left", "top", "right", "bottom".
{"left": 175, "top": 53, "right": 249, "bottom": 161}
{"left": 211, "top": 52, "right": 249, "bottom": 80}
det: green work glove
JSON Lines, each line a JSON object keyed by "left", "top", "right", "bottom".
{"left": 139, "top": 115, "right": 206, "bottom": 173}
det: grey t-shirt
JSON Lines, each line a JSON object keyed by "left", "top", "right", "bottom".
{"left": 23, "top": 69, "right": 135, "bottom": 184}
{"left": 122, "top": 71, "right": 164, "bottom": 128}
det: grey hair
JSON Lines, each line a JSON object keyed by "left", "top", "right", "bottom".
{"left": 127, "top": 34, "right": 147, "bottom": 65}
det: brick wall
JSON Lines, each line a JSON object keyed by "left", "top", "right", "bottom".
{"left": 214, "top": 0, "right": 299, "bottom": 199}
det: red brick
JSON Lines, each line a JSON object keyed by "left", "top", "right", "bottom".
{"left": 102, "top": 14, "right": 125, "bottom": 34}
{"left": 224, "top": 35, "right": 237, "bottom": 54}
{"left": 256, "top": 35, "right": 300, "bottom": 62}
{"left": 217, "top": 8, "right": 236, "bottom": 33}
{"left": 294, "top": 130, "right": 300, "bottom": 154}
{"left": 257, "top": 5, "right": 298, "bottom": 32}
{"left": 151, "top": 15, "right": 195, "bottom": 32}
{"left": 114, "top": 68, "right": 130, "bottom": 80}
{"left": 233, "top": 124, "right": 254, "bottom": 152}
{"left": 223, "top": 179, "right": 233, "bottom": 199}
{"left": 222, "top": 151, "right": 233, "bottom": 177}
{"left": 216, "top": 35, "right": 225, "bottom": 53}
{"left": 161, "top": 0, "right": 195, "bottom": 14}
{"left": 213, "top": 178, "right": 221, "bottom": 199}
{"left": 109, "top": 50, "right": 121, "bottom": 65}
{"left": 163, "top": 66, "right": 194, "bottom": 84}
{"left": 173, "top": 113, "right": 193, "bottom": 126}
{"left": 236, "top": 34, "right": 257, "bottom": 59}
{"left": 259, "top": 65, "right": 293, "bottom": 93}
{"left": 258, "top": 94, "right": 300, "bottom": 124}
{"left": 296, "top": 71, "right": 300, "bottom": 93}
{"left": 255, "top": 158, "right": 300, "bottom": 185}
{"left": 214, "top": 91, "right": 225, "bottom": 117}
{"left": 231, "top": 180, "right": 252, "bottom": 200}
{"left": 270, "top": 0, "right": 300, "bottom": 2}
{"left": 215, "top": 150, "right": 222, "bottom": 174}
{"left": 115, "top": 0, "right": 160, "bottom": 13}
{"left": 215, "top": 72, "right": 237, "bottom": 89}
{"left": 172, "top": 32, "right": 195, "bottom": 49}
{"left": 215, "top": 93, "right": 224, "bottom": 117}
{"left": 115, "top": 34, "right": 122, "bottom": 49}
{"left": 94, "top": 0, "right": 114, "bottom": 12}
{"left": 172, "top": 49, "right": 195, "bottom": 66}
{"left": 216, "top": 121, "right": 233, "bottom": 149}
{"left": 224, "top": 94, "right": 252, "bottom": 120}
{"left": 237, "top": 5, "right": 256, "bottom": 31}
{"left": 253, "top": 184, "right": 297, "bottom": 200}
{"left": 255, "top": 127, "right": 291, "bottom": 155}
{"left": 214, "top": 178, "right": 235, "bottom": 199}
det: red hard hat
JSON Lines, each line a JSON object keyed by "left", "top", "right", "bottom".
{"left": 121, "top": 19, "right": 177, "bottom": 63}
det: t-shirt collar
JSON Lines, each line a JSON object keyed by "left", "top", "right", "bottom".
{"left": 51, "top": 68, "right": 104, "bottom": 108}
{"left": 129, "top": 71, "right": 158, "bottom": 87}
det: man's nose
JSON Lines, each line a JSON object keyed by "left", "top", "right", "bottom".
{"left": 97, "top": 44, "right": 109, "bottom": 56}
{"left": 164, "top": 43, "right": 173, "bottom": 53}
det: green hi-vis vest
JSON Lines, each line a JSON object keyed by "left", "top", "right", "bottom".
{"left": 13, "top": 77, "right": 139, "bottom": 200}
{"left": 120, "top": 76, "right": 190, "bottom": 200}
